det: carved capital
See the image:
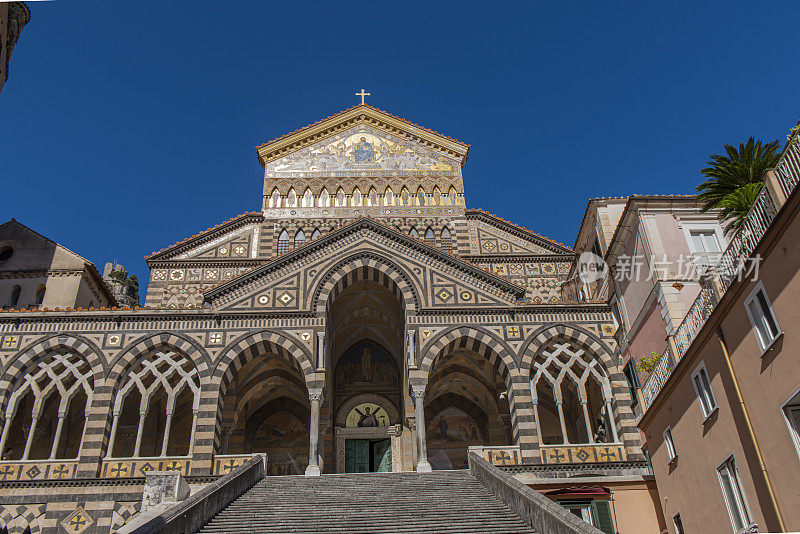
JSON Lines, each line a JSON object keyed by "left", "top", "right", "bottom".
{"left": 308, "top": 388, "right": 324, "bottom": 403}
{"left": 411, "top": 385, "right": 426, "bottom": 400}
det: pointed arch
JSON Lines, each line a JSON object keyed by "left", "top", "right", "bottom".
{"left": 384, "top": 187, "right": 394, "bottom": 206}
{"left": 367, "top": 187, "right": 378, "bottom": 206}
{"left": 409, "top": 226, "right": 419, "bottom": 239}
{"left": 319, "top": 188, "right": 330, "bottom": 207}
{"left": 286, "top": 188, "right": 297, "bottom": 207}
{"left": 416, "top": 187, "right": 426, "bottom": 206}
{"left": 311, "top": 228, "right": 321, "bottom": 241}
{"left": 294, "top": 228, "right": 306, "bottom": 248}
{"left": 302, "top": 188, "right": 314, "bottom": 207}
{"left": 400, "top": 187, "right": 410, "bottom": 206}
{"left": 268, "top": 188, "right": 281, "bottom": 208}
{"left": 352, "top": 187, "right": 362, "bottom": 206}
{"left": 441, "top": 226, "right": 452, "bottom": 252}
{"left": 424, "top": 227, "right": 436, "bottom": 246}
{"left": 448, "top": 186, "right": 458, "bottom": 206}
{"left": 432, "top": 187, "right": 442, "bottom": 205}
{"left": 335, "top": 188, "right": 346, "bottom": 207}
{"left": 277, "top": 229, "right": 290, "bottom": 255}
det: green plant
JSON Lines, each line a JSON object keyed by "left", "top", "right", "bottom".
{"left": 696, "top": 137, "right": 781, "bottom": 232}
{"left": 637, "top": 351, "right": 663, "bottom": 375}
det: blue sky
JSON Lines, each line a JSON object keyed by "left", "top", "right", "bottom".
{"left": 2, "top": 0, "right": 798, "bottom": 297}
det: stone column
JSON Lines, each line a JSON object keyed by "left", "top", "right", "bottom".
{"left": 406, "top": 330, "right": 416, "bottom": 369}
{"left": 605, "top": 400, "right": 620, "bottom": 443}
{"left": 49, "top": 411, "right": 67, "bottom": 459}
{"left": 555, "top": 400, "right": 569, "bottom": 445}
{"left": 22, "top": 415, "right": 39, "bottom": 460}
{"left": 580, "top": 399, "right": 594, "bottom": 443}
{"left": 411, "top": 385, "right": 431, "bottom": 472}
{"left": 305, "top": 388, "right": 323, "bottom": 476}
{"left": 316, "top": 332, "right": 326, "bottom": 370}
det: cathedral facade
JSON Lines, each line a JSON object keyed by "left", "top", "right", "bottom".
{"left": 0, "top": 105, "right": 644, "bottom": 532}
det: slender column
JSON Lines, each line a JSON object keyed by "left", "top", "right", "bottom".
{"left": 22, "top": 416, "right": 39, "bottom": 460}
{"left": 316, "top": 332, "right": 326, "bottom": 370}
{"left": 133, "top": 411, "right": 147, "bottom": 457}
{"left": 407, "top": 330, "right": 417, "bottom": 369}
{"left": 605, "top": 401, "right": 620, "bottom": 443}
{"left": 160, "top": 412, "right": 174, "bottom": 457}
{"left": 77, "top": 414, "right": 90, "bottom": 459}
{"left": 555, "top": 400, "right": 569, "bottom": 445}
{"left": 580, "top": 399, "right": 594, "bottom": 443}
{"left": 106, "top": 411, "right": 121, "bottom": 458}
{"left": 187, "top": 410, "right": 199, "bottom": 456}
{"left": 411, "top": 385, "right": 431, "bottom": 472}
{"left": 49, "top": 412, "right": 67, "bottom": 459}
{"left": 0, "top": 417, "right": 12, "bottom": 458}
{"left": 305, "top": 388, "right": 323, "bottom": 476}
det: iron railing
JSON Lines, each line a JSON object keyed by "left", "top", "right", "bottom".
{"left": 640, "top": 129, "right": 800, "bottom": 410}
{"left": 641, "top": 345, "right": 675, "bottom": 408}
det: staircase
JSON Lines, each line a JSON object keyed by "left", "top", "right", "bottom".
{"left": 197, "top": 470, "right": 538, "bottom": 533}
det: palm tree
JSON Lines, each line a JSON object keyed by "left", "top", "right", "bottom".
{"left": 696, "top": 137, "right": 781, "bottom": 231}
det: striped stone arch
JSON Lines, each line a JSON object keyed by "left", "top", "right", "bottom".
{"left": 0, "top": 503, "right": 44, "bottom": 534}
{"left": 107, "top": 332, "right": 213, "bottom": 387}
{"left": 520, "top": 324, "right": 642, "bottom": 458}
{"left": 417, "top": 326, "right": 518, "bottom": 391}
{"left": 0, "top": 334, "right": 105, "bottom": 418}
{"left": 312, "top": 252, "right": 420, "bottom": 315}
{"left": 415, "top": 327, "right": 537, "bottom": 457}
{"left": 207, "top": 329, "right": 316, "bottom": 454}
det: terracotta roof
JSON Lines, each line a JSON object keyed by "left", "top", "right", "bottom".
{"left": 145, "top": 212, "right": 264, "bottom": 261}
{"left": 465, "top": 209, "right": 572, "bottom": 253}
{"left": 256, "top": 104, "right": 470, "bottom": 150}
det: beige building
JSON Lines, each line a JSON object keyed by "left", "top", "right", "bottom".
{"left": 572, "top": 196, "right": 728, "bottom": 417}
{"left": 0, "top": 219, "right": 117, "bottom": 311}
{"left": 0, "top": 2, "right": 29, "bottom": 94}
{"left": 638, "top": 133, "right": 800, "bottom": 533}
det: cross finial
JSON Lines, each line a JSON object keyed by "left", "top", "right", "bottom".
{"left": 356, "top": 88, "right": 371, "bottom": 105}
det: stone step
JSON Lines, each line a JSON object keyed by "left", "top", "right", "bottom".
{"left": 197, "top": 470, "right": 537, "bottom": 534}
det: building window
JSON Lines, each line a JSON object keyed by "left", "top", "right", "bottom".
{"left": 717, "top": 455, "right": 755, "bottom": 533}
{"left": 782, "top": 389, "right": 800, "bottom": 463}
{"left": 744, "top": 282, "right": 781, "bottom": 351}
{"left": 294, "top": 229, "right": 306, "bottom": 248}
{"left": 672, "top": 513, "right": 685, "bottom": 534}
{"left": 424, "top": 227, "right": 435, "bottom": 247}
{"left": 0, "top": 245, "right": 14, "bottom": 262}
{"left": 441, "top": 227, "right": 452, "bottom": 253}
{"left": 560, "top": 500, "right": 614, "bottom": 533}
{"left": 310, "top": 228, "right": 321, "bottom": 241}
{"left": 409, "top": 227, "right": 419, "bottom": 239}
{"left": 33, "top": 285, "right": 45, "bottom": 306}
{"left": 623, "top": 359, "right": 640, "bottom": 406}
{"left": 690, "top": 230, "right": 721, "bottom": 253}
{"left": 277, "top": 230, "right": 290, "bottom": 255}
{"left": 663, "top": 426, "right": 677, "bottom": 462}
{"left": 9, "top": 285, "right": 21, "bottom": 307}
{"left": 691, "top": 362, "right": 717, "bottom": 418}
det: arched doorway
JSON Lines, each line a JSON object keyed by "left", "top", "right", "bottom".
{"left": 424, "top": 345, "right": 513, "bottom": 469}
{"left": 327, "top": 278, "right": 405, "bottom": 472}
{"left": 217, "top": 350, "right": 310, "bottom": 476}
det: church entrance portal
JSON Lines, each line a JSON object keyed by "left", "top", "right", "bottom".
{"left": 344, "top": 438, "right": 391, "bottom": 472}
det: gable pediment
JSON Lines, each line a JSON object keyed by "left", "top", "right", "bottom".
{"left": 204, "top": 220, "right": 525, "bottom": 312}
{"left": 256, "top": 105, "right": 470, "bottom": 171}
{"left": 264, "top": 125, "right": 459, "bottom": 179}
{"left": 145, "top": 213, "right": 264, "bottom": 262}
{"left": 466, "top": 210, "right": 573, "bottom": 255}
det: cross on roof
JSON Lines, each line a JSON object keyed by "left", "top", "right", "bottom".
{"left": 355, "top": 88, "right": 371, "bottom": 105}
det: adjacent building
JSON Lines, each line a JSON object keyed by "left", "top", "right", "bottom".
{"left": 637, "top": 136, "right": 800, "bottom": 533}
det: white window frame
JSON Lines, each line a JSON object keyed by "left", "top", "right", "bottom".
{"left": 691, "top": 361, "right": 718, "bottom": 419}
{"left": 716, "top": 454, "right": 755, "bottom": 534}
{"left": 743, "top": 281, "right": 781, "bottom": 352}
{"left": 663, "top": 426, "right": 677, "bottom": 463}
{"left": 780, "top": 386, "right": 800, "bottom": 464}
{"left": 679, "top": 220, "right": 727, "bottom": 254}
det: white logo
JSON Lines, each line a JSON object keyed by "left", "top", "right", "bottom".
{"left": 577, "top": 252, "right": 607, "bottom": 284}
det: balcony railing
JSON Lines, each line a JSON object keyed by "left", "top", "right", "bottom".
{"left": 641, "top": 131, "right": 800, "bottom": 410}
{"left": 641, "top": 345, "right": 675, "bottom": 408}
